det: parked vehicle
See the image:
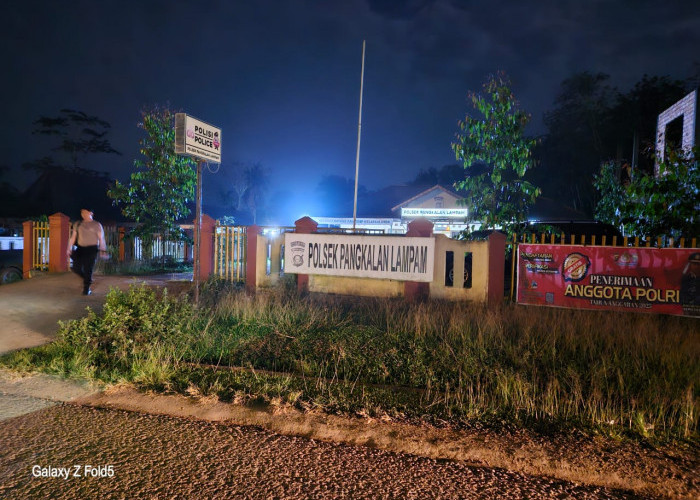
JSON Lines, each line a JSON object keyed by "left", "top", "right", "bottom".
{"left": 0, "top": 250, "right": 23, "bottom": 284}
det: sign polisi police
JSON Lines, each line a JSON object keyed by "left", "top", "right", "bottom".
{"left": 175, "top": 113, "right": 221, "bottom": 163}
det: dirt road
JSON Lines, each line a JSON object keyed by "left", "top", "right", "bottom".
{"left": 0, "top": 403, "right": 640, "bottom": 499}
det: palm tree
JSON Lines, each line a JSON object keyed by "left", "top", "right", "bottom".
{"left": 243, "top": 162, "right": 269, "bottom": 224}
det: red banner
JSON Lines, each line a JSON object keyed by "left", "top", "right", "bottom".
{"left": 517, "top": 244, "right": 700, "bottom": 317}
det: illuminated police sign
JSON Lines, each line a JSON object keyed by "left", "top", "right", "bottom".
{"left": 401, "top": 208, "right": 468, "bottom": 218}
{"left": 175, "top": 113, "right": 221, "bottom": 163}
{"left": 313, "top": 217, "right": 395, "bottom": 227}
{"left": 284, "top": 233, "right": 434, "bottom": 282}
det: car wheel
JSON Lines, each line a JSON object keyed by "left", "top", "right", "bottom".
{"left": 0, "top": 267, "right": 22, "bottom": 284}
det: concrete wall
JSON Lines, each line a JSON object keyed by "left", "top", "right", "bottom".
{"left": 655, "top": 90, "right": 697, "bottom": 169}
{"left": 255, "top": 232, "right": 284, "bottom": 288}
{"left": 0, "top": 237, "right": 23, "bottom": 250}
{"left": 430, "top": 234, "right": 489, "bottom": 301}
{"left": 309, "top": 274, "right": 404, "bottom": 297}
{"left": 243, "top": 218, "right": 506, "bottom": 305}
{"left": 296, "top": 231, "right": 503, "bottom": 304}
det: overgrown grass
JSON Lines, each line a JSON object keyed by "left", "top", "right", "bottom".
{"left": 2, "top": 279, "right": 697, "bottom": 443}
{"left": 99, "top": 257, "right": 193, "bottom": 276}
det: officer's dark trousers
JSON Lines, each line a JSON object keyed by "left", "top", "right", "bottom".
{"left": 71, "top": 245, "right": 98, "bottom": 293}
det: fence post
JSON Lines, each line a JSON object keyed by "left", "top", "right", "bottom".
{"left": 487, "top": 231, "right": 506, "bottom": 306}
{"left": 404, "top": 218, "right": 433, "bottom": 301}
{"left": 118, "top": 227, "right": 126, "bottom": 262}
{"left": 198, "top": 214, "right": 216, "bottom": 281}
{"left": 245, "top": 225, "right": 261, "bottom": 293}
{"left": 22, "top": 220, "right": 34, "bottom": 279}
{"left": 48, "top": 213, "right": 70, "bottom": 273}
{"left": 294, "top": 216, "right": 318, "bottom": 294}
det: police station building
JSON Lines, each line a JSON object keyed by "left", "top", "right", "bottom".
{"left": 312, "top": 185, "right": 473, "bottom": 237}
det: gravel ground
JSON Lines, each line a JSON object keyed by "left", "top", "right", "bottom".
{"left": 0, "top": 404, "right": 641, "bottom": 500}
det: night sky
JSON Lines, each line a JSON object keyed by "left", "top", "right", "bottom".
{"left": 2, "top": 0, "right": 698, "bottom": 223}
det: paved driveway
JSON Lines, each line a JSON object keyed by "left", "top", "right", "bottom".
{"left": 0, "top": 272, "right": 191, "bottom": 355}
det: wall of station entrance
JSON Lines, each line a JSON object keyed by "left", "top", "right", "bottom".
{"left": 247, "top": 216, "right": 505, "bottom": 304}
{"left": 26, "top": 213, "right": 504, "bottom": 305}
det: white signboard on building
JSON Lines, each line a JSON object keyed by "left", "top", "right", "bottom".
{"left": 313, "top": 217, "right": 396, "bottom": 227}
{"left": 175, "top": 113, "right": 221, "bottom": 163}
{"left": 284, "top": 233, "right": 434, "bottom": 282}
{"left": 401, "top": 208, "right": 468, "bottom": 218}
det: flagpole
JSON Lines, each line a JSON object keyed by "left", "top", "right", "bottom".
{"left": 352, "top": 40, "right": 366, "bottom": 231}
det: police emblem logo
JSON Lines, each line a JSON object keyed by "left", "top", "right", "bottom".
{"left": 290, "top": 241, "right": 305, "bottom": 267}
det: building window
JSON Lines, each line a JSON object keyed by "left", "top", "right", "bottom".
{"left": 434, "top": 196, "right": 444, "bottom": 208}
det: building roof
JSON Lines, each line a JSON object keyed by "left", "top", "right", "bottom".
{"left": 353, "top": 184, "right": 433, "bottom": 218}
{"left": 390, "top": 184, "right": 461, "bottom": 212}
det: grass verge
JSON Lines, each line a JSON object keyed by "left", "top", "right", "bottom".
{"left": 1, "top": 279, "right": 697, "bottom": 444}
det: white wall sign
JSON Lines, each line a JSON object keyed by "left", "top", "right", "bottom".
{"left": 175, "top": 113, "right": 222, "bottom": 163}
{"left": 401, "top": 208, "right": 468, "bottom": 218}
{"left": 284, "top": 233, "right": 434, "bottom": 282}
{"left": 313, "top": 217, "right": 396, "bottom": 226}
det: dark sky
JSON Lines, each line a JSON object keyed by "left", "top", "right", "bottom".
{"left": 2, "top": 0, "right": 698, "bottom": 223}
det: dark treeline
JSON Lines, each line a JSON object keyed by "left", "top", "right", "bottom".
{"left": 310, "top": 70, "right": 698, "bottom": 221}
{"left": 1, "top": 69, "right": 698, "bottom": 223}
{"left": 531, "top": 71, "right": 696, "bottom": 216}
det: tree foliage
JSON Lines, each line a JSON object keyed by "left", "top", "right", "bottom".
{"left": 212, "top": 160, "right": 270, "bottom": 224}
{"left": 0, "top": 165, "right": 22, "bottom": 217}
{"left": 535, "top": 72, "right": 688, "bottom": 215}
{"left": 594, "top": 147, "right": 699, "bottom": 239}
{"left": 452, "top": 72, "right": 539, "bottom": 235}
{"left": 108, "top": 105, "right": 196, "bottom": 243}
{"left": 409, "top": 164, "right": 463, "bottom": 187}
{"left": 534, "top": 72, "right": 614, "bottom": 214}
{"left": 243, "top": 162, "right": 269, "bottom": 225}
{"left": 32, "top": 108, "right": 121, "bottom": 169}
{"left": 314, "top": 175, "right": 367, "bottom": 217}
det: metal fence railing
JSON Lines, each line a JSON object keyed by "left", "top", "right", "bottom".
{"left": 32, "top": 221, "right": 50, "bottom": 271}
{"left": 214, "top": 225, "right": 247, "bottom": 282}
{"left": 103, "top": 226, "right": 189, "bottom": 262}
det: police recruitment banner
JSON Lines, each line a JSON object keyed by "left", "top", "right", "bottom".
{"left": 517, "top": 244, "right": 700, "bottom": 317}
{"left": 284, "top": 233, "right": 435, "bottom": 282}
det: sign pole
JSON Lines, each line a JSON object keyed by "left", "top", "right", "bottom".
{"left": 194, "top": 159, "right": 203, "bottom": 305}
{"left": 174, "top": 113, "right": 221, "bottom": 305}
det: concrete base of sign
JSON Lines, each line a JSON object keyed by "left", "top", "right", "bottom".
{"left": 309, "top": 275, "right": 403, "bottom": 298}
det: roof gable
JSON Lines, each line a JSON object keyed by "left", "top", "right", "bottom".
{"left": 391, "top": 185, "right": 461, "bottom": 212}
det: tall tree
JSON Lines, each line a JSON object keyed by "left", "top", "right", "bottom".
{"left": 108, "top": 105, "right": 196, "bottom": 245}
{"left": 243, "top": 162, "right": 269, "bottom": 225}
{"left": 535, "top": 72, "right": 615, "bottom": 214}
{"left": 226, "top": 162, "right": 251, "bottom": 212}
{"left": 32, "top": 108, "right": 121, "bottom": 169}
{"left": 452, "top": 72, "right": 540, "bottom": 235}
{"left": 0, "top": 165, "right": 22, "bottom": 217}
{"left": 315, "top": 175, "right": 367, "bottom": 217}
{"left": 535, "top": 72, "right": 690, "bottom": 215}
{"left": 409, "top": 164, "right": 463, "bottom": 188}
{"left": 609, "top": 74, "right": 687, "bottom": 175}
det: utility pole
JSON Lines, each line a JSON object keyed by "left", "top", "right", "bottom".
{"left": 352, "top": 40, "right": 366, "bottom": 232}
